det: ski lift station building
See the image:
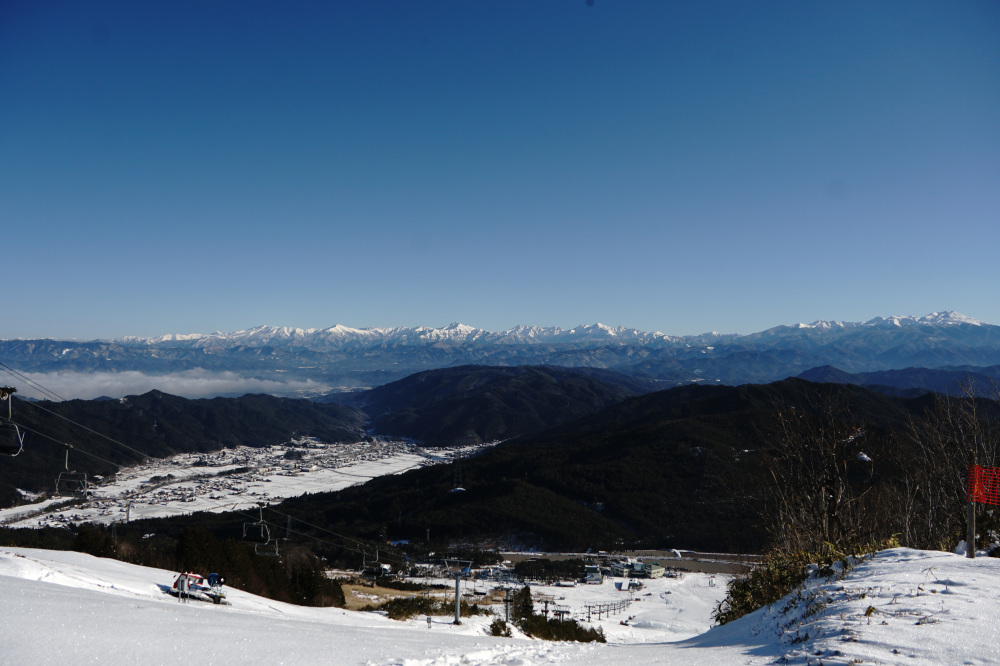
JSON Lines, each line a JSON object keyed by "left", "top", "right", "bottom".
{"left": 610, "top": 560, "right": 666, "bottom": 579}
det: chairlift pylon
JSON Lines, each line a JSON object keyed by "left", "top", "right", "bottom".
{"left": 0, "top": 387, "right": 25, "bottom": 457}
{"left": 443, "top": 558, "right": 473, "bottom": 625}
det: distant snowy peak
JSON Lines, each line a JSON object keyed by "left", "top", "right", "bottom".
{"left": 157, "top": 323, "right": 505, "bottom": 349}
{"left": 118, "top": 332, "right": 212, "bottom": 345}
{"left": 116, "top": 321, "right": 680, "bottom": 349}
{"left": 499, "top": 325, "right": 564, "bottom": 340}
{"left": 876, "top": 311, "right": 984, "bottom": 327}
{"left": 795, "top": 311, "right": 983, "bottom": 331}
{"left": 562, "top": 323, "right": 674, "bottom": 343}
{"left": 233, "top": 325, "right": 319, "bottom": 341}
{"left": 113, "top": 311, "right": 988, "bottom": 349}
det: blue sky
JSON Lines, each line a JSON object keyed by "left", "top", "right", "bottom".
{"left": 2, "top": 1, "right": 998, "bottom": 340}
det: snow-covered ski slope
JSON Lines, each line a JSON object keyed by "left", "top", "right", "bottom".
{"left": 3, "top": 547, "right": 1000, "bottom": 664}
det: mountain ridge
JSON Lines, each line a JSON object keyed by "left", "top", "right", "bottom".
{"left": 9, "top": 311, "right": 986, "bottom": 347}
{"left": 4, "top": 311, "right": 998, "bottom": 398}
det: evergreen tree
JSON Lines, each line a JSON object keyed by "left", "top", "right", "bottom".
{"left": 512, "top": 585, "right": 533, "bottom": 622}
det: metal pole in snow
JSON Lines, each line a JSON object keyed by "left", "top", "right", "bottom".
{"left": 968, "top": 501, "right": 976, "bottom": 559}
{"left": 454, "top": 573, "right": 461, "bottom": 624}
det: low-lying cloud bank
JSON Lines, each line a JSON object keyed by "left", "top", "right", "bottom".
{"left": 13, "top": 370, "right": 326, "bottom": 401}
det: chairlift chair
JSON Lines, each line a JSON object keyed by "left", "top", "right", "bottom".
{"left": 0, "top": 423, "right": 25, "bottom": 456}
{"left": 55, "top": 443, "right": 89, "bottom": 499}
{"left": 255, "top": 539, "right": 279, "bottom": 557}
{"left": 55, "top": 471, "right": 89, "bottom": 498}
{"left": 0, "top": 387, "right": 24, "bottom": 457}
{"left": 242, "top": 505, "right": 280, "bottom": 557}
{"left": 361, "top": 547, "right": 386, "bottom": 579}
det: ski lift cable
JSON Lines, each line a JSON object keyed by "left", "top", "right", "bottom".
{"left": 7, "top": 420, "right": 121, "bottom": 469}
{"left": 7, "top": 428, "right": 324, "bottom": 553}
{"left": 278, "top": 524, "right": 404, "bottom": 566}
{"left": 138, "top": 500, "right": 398, "bottom": 563}
{"left": 19, "top": 401, "right": 149, "bottom": 461}
{"left": 248, "top": 505, "right": 406, "bottom": 566}
{"left": 8, "top": 428, "right": 405, "bottom": 564}
{"left": 257, "top": 504, "right": 372, "bottom": 548}
{"left": 0, "top": 363, "right": 67, "bottom": 402}
{"left": 99, "top": 487, "right": 395, "bottom": 564}
{"left": 19, "top": 456, "right": 407, "bottom": 565}
{"left": 0, "top": 363, "right": 148, "bottom": 461}
{"left": 62, "top": 443, "right": 120, "bottom": 469}
{"left": 259, "top": 505, "right": 401, "bottom": 558}
{"left": 258, "top": 507, "right": 392, "bottom": 557}
{"left": 0, "top": 367, "right": 403, "bottom": 563}
{"left": 1, "top": 364, "right": 392, "bottom": 535}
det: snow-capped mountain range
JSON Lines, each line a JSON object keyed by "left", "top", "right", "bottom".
{"left": 114, "top": 311, "right": 986, "bottom": 350}
{"left": 785, "top": 311, "right": 985, "bottom": 331}
{"left": 3, "top": 312, "right": 998, "bottom": 398}
{"left": 118, "top": 321, "right": 681, "bottom": 349}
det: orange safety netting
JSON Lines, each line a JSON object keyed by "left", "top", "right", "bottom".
{"left": 967, "top": 465, "right": 1000, "bottom": 506}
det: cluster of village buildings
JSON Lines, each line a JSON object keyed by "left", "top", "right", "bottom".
{"left": 6, "top": 437, "right": 487, "bottom": 529}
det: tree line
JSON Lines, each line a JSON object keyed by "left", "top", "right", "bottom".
{"left": 747, "top": 382, "right": 1000, "bottom": 554}
{"left": 0, "top": 523, "right": 346, "bottom": 608}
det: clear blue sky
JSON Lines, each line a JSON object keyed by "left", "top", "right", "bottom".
{"left": 2, "top": 1, "right": 998, "bottom": 340}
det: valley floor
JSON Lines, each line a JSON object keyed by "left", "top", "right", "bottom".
{"left": 0, "top": 438, "right": 491, "bottom": 529}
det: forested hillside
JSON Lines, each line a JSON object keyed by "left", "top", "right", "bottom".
{"left": 6, "top": 375, "right": 998, "bottom": 559}
{"left": 337, "top": 365, "right": 658, "bottom": 445}
{"left": 267, "top": 380, "right": 960, "bottom": 553}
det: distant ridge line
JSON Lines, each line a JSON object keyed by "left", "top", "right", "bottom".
{"left": 92, "top": 310, "right": 989, "bottom": 346}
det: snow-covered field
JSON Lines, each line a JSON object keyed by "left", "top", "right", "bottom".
{"left": 1, "top": 438, "right": 487, "bottom": 529}
{"left": 3, "top": 546, "right": 999, "bottom": 664}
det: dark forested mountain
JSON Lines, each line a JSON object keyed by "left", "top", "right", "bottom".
{"left": 0, "top": 392, "right": 365, "bottom": 507}
{"left": 335, "top": 365, "right": 659, "bottom": 446}
{"left": 275, "top": 379, "right": 940, "bottom": 553}
{"left": 10, "top": 375, "right": 995, "bottom": 556}
{"left": 3, "top": 312, "right": 999, "bottom": 396}
{"left": 798, "top": 365, "right": 1000, "bottom": 397}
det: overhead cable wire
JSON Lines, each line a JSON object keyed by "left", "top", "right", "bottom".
{"left": 0, "top": 361, "right": 147, "bottom": 461}
{"left": 37, "top": 447, "right": 408, "bottom": 563}
{"left": 8, "top": 421, "right": 121, "bottom": 470}
{"left": 0, "top": 362, "right": 67, "bottom": 402}
{"left": 19, "top": 401, "right": 149, "bottom": 461}
{"left": 0, "top": 360, "right": 406, "bottom": 563}
{"left": 260, "top": 504, "right": 407, "bottom": 565}
{"left": 134, "top": 473, "right": 406, "bottom": 563}
{"left": 106, "top": 492, "right": 403, "bottom": 564}
{"left": 136, "top": 484, "right": 404, "bottom": 563}
{"left": 68, "top": 446, "right": 122, "bottom": 469}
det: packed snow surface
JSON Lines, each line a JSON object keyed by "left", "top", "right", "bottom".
{"left": 2, "top": 547, "right": 999, "bottom": 664}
